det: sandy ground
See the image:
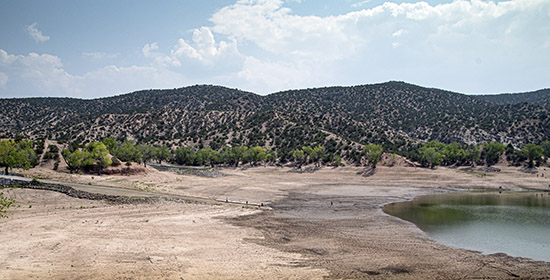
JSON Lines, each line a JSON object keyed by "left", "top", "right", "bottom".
{"left": 2, "top": 164, "right": 550, "bottom": 279}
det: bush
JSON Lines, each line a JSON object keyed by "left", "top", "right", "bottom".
{"left": 31, "top": 178, "right": 42, "bottom": 185}
{"left": 0, "top": 192, "right": 15, "bottom": 218}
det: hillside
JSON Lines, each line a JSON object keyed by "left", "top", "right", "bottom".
{"left": 474, "top": 89, "right": 550, "bottom": 108}
{"left": 1, "top": 82, "right": 549, "bottom": 160}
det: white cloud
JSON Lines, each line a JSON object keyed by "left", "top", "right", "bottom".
{"left": 26, "top": 22, "right": 50, "bottom": 43}
{"left": 82, "top": 52, "right": 119, "bottom": 60}
{"left": 211, "top": 0, "right": 359, "bottom": 61}
{"left": 139, "top": 27, "right": 245, "bottom": 81}
{"left": 142, "top": 42, "right": 160, "bottom": 57}
{"left": 0, "top": 49, "right": 186, "bottom": 98}
{"left": 352, "top": 0, "right": 372, "bottom": 8}
{"left": 392, "top": 29, "right": 406, "bottom": 37}
{"left": 170, "top": 27, "right": 242, "bottom": 65}
{"left": 204, "top": 0, "right": 550, "bottom": 93}
{"left": 3, "top": 1, "right": 550, "bottom": 98}
{"left": 0, "top": 72, "right": 7, "bottom": 88}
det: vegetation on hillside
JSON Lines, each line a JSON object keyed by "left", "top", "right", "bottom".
{"left": 1, "top": 82, "right": 549, "bottom": 156}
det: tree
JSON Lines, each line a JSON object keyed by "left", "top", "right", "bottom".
{"left": 137, "top": 144, "right": 156, "bottom": 167}
{"left": 229, "top": 146, "right": 245, "bottom": 167}
{"left": 173, "top": 147, "right": 196, "bottom": 166}
{"left": 196, "top": 148, "right": 218, "bottom": 167}
{"left": 482, "top": 142, "right": 506, "bottom": 166}
{"left": 0, "top": 140, "right": 36, "bottom": 175}
{"left": 333, "top": 154, "right": 342, "bottom": 167}
{"left": 85, "top": 142, "right": 112, "bottom": 175}
{"left": 540, "top": 141, "right": 550, "bottom": 161}
{"left": 247, "top": 146, "right": 267, "bottom": 166}
{"left": 102, "top": 137, "right": 119, "bottom": 154}
{"left": 442, "top": 142, "right": 466, "bottom": 165}
{"left": 363, "top": 144, "right": 383, "bottom": 168}
{"left": 19, "top": 139, "right": 39, "bottom": 167}
{"left": 115, "top": 141, "right": 142, "bottom": 164}
{"left": 155, "top": 146, "right": 171, "bottom": 164}
{"left": 266, "top": 150, "right": 277, "bottom": 165}
{"left": 465, "top": 145, "right": 481, "bottom": 166}
{"left": 61, "top": 149, "right": 86, "bottom": 174}
{"left": 521, "top": 143, "right": 544, "bottom": 168}
{"left": 313, "top": 145, "right": 326, "bottom": 167}
{"left": 302, "top": 146, "right": 317, "bottom": 165}
{"left": 419, "top": 147, "right": 442, "bottom": 169}
{"left": 292, "top": 149, "right": 306, "bottom": 169}
{"left": 0, "top": 192, "right": 14, "bottom": 218}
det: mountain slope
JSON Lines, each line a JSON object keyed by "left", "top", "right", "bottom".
{"left": 1, "top": 82, "right": 549, "bottom": 158}
{"left": 474, "top": 89, "right": 550, "bottom": 108}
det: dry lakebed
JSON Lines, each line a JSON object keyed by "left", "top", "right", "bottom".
{"left": 1, "top": 165, "right": 550, "bottom": 279}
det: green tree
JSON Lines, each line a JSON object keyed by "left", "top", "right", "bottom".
{"left": 137, "top": 144, "right": 156, "bottom": 167}
{"left": 313, "top": 145, "right": 326, "bottom": 167}
{"left": 246, "top": 146, "right": 267, "bottom": 166}
{"left": 101, "top": 137, "right": 119, "bottom": 154}
{"left": 229, "top": 146, "right": 246, "bottom": 167}
{"left": 540, "top": 141, "right": 550, "bottom": 161}
{"left": 292, "top": 149, "right": 306, "bottom": 169}
{"left": 521, "top": 143, "right": 544, "bottom": 168}
{"left": 363, "top": 144, "right": 383, "bottom": 168}
{"left": 333, "top": 154, "right": 342, "bottom": 167}
{"left": 302, "top": 146, "right": 317, "bottom": 165}
{"left": 465, "top": 145, "right": 481, "bottom": 166}
{"left": 173, "top": 147, "right": 196, "bottom": 166}
{"left": 155, "top": 146, "right": 171, "bottom": 164}
{"left": 442, "top": 142, "right": 466, "bottom": 165}
{"left": 61, "top": 149, "right": 85, "bottom": 174}
{"left": 85, "top": 142, "right": 112, "bottom": 175}
{"left": 482, "top": 142, "right": 506, "bottom": 166}
{"left": 419, "top": 147, "right": 442, "bottom": 169}
{"left": 266, "top": 150, "right": 277, "bottom": 165}
{"left": 196, "top": 148, "right": 218, "bottom": 167}
{"left": 0, "top": 140, "right": 36, "bottom": 175}
{"left": 115, "top": 141, "right": 142, "bottom": 163}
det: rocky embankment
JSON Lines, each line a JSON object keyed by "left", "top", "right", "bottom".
{"left": 0, "top": 178, "right": 172, "bottom": 204}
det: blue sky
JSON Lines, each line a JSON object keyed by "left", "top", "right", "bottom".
{"left": 0, "top": 0, "right": 548, "bottom": 98}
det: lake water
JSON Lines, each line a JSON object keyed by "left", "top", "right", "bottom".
{"left": 383, "top": 191, "right": 550, "bottom": 262}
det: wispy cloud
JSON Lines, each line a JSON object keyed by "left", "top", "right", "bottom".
{"left": 0, "top": 48, "right": 185, "bottom": 98}
{"left": 26, "top": 22, "right": 50, "bottom": 43}
{"left": 351, "top": 0, "right": 371, "bottom": 8}
{"left": 82, "top": 52, "right": 119, "bottom": 61}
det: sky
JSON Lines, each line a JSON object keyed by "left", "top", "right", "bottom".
{"left": 0, "top": 0, "right": 549, "bottom": 98}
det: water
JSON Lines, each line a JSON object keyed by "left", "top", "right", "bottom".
{"left": 383, "top": 191, "right": 550, "bottom": 262}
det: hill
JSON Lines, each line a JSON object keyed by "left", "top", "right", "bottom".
{"left": 474, "top": 89, "right": 550, "bottom": 108}
{"left": 1, "top": 82, "right": 549, "bottom": 160}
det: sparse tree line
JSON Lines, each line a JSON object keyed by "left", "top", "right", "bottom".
{"left": 409, "top": 141, "right": 548, "bottom": 169}
{"left": 2, "top": 137, "right": 550, "bottom": 177}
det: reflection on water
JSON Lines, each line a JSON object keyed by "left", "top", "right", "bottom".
{"left": 383, "top": 191, "right": 550, "bottom": 262}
